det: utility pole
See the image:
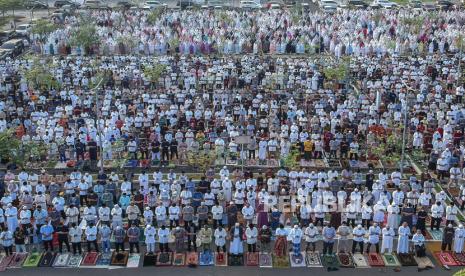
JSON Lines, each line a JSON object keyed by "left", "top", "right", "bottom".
{"left": 91, "top": 75, "right": 105, "bottom": 172}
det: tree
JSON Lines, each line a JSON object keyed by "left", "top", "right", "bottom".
{"left": 143, "top": 61, "right": 167, "bottom": 88}
{"left": 70, "top": 22, "right": 100, "bottom": 55}
{"left": 0, "top": 0, "right": 25, "bottom": 16}
{"left": 146, "top": 7, "right": 164, "bottom": 25}
{"left": 0, "top": 129, "right": 21, "bottom": 164}
{"left": 23, "top": 57, "right": 60, "bottom": 90}
{"left": 31, "top": 19, "right": 57, "bottom": 42}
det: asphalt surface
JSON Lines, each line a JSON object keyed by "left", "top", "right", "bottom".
{"left": 0, "top": 265, "right": 462, "bottom": 276}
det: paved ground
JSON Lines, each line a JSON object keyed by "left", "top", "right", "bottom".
{"left": 0, "top": 265, "right": 461, "bottom": 276}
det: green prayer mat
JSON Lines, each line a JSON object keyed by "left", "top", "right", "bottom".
{"left": 321, "top": 254, "right": 340, "bottom": 269}
{"left": 23, "top": 253, "right": 42, "bottom": 267}
{"left": 272, "top": 254, "right": 289, "bottom": 268}
{"left": 382, "top": 253, "right": 401, "bottom": 267}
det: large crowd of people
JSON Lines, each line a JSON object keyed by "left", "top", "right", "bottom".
{"left": 0, "top": 7, "right": 464, "bottom": 264}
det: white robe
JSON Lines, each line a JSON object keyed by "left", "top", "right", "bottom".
{"left": 229, "top": 227, "right": 243, "bottom": 254}
{"left": 397, "top": 226, "right": 410, "bottom": 253}
{"left": 381, "top": 227, "right": 395, "bottom": 253}
{"left": 454, "top": 228, "right": 465, "bottom": 253}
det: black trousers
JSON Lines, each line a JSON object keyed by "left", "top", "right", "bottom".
{"left": 72, "top": 242, "right": 82, "bottom": 254}
{"left": 58, "top": 238, "right": 71, "bottom": 253}
{"left": 4, "top": 246, "right": 12, "bottom": 256}
{"left": 365, "top": 242, "right": 379, "bottom": 253}
{"left": 129, "top": 242, "right": 140, "bottom": 253}
{"left": 159, "top": 243, "right": 169, "bottom": 252}
{"left": 43, "top": 240, "right": 54, "bottom": 251}
{"left": 441, "top": 242, "right": 452, "bottom": 251}
{"left": 187, "top": 235, "right": 197, "bottom": 252}
{"left": 352, "top": 241, "right": 364, "bottom": 253}
{"left": 247, "top": 243, "right": 256, "bottom": 252}
{"left": 87, "top": 240, "right": 99, "bottom": 252}
{"left": 431, "top": 217, "right": 441, "bottom": 230}
{"left": 213, "top": 219, "right": 223, "bottom": 229}
{"left": 216, "top": 245, "right": 226, "bottom": 253}
{"left": 322, "top": 242, "right": 334, "bottom": 255}
{"left": 115, "top": 242, "right": 125, "bottom": 252}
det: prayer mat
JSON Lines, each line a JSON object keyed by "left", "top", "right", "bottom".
{"left": 199, "top": 251, "right": 214, "bottom": 266}
{"left": 215, "top": 252, "right": 227, "bottom": 266}
{"left": 23, "top": 252, "right": 41, "bottom": 267}
{"left": 228, "top": 254, "right": 244, "bottom": 266}
{"left": 427, "top": 229, "right": 444, "bottom": 241}
{"left": 96, "top": 252, "right": 112, "bottom": 267}
{"left": 67, "top": 254, "right": 83, "bottom": 267}
{"left": 259, "top": 252, "right": 272, "bottom": 268}
{"left": 306, "top": 251, "right": 323, "bottom": 267}
{"left": 126, "top": 253, "right": 140, "bottom": 268}
{"left": 397, "top": 253, "right": 417, "bottom": 266}
{"left": 156, "top": 252, "right": 172, "bottom": 266}
{"left": 321, "top": 254, "right": 340, "bottom": 269}
{"left": 143, "top": 253, "right": 157, "bottom": 267}
{"left": 186, "top": 252, "right": 198, "bottom": 267}
{"left": 414, "top": 256, "right": 435, "bottom": 269}
{"left": 289, "top": 252, "right": 306, "bottom": 267}
{"left": 80, "top": 252, "right": 99, "bottom": 267}
{"left": 52, "top": 253, "right": 70, "bottom": 267}
{"left": 246, "top": 252, "right": 259, "bottom": 266}
{"left": 367, "top": 253, "right": 385, "bottom": 267}
{"left": 38, "top": 252, "right": 56, "bottom": 267}
{"left": 110, "top": 251, "right": 129, "bottom": 266}
{"left": 352, "top": 253, "right": 370, "bottom": 268}
{"left": 172, "top": 253, "right": 186, "bottom": 266}
{"left": 381, "top": 253, "right": 401, "bottom": 267}
{"left": 452, "top": 252, "right": 465, "bottom": 265}
{"left": 0, "top": 255, "right": 14, "bottom": 271}
{"left": 337, "top": 252, "right": 355, "bottom": 268}
{"left": 8, "top": 253, "right": 28, "bottom": 268}
{"left": 434, "top": 251, "right": 459, "bottom": 266}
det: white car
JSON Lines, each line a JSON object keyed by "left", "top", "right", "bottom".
{"left": 143, "top": 0, "right": 167, "bottom": 9}
{"left": 240, "top": 0, "right": 261, "bottom": 9}
{"left": 371, "top": 0, "right": 398, "bottom": 8}
{"left": 16, "top": 24, "right": 32, "bottom": 36}
{"left": 320, "top": 0, "right": 338, "bottom": 11}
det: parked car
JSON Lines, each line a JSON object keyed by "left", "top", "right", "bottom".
{"left": 347, "top": 0, "right": 368, "bottom": 9}
{"left": 113, "top": 1, "right": 134, "bottom": 8}
{"left": 15, "top": 24, "right": 32, "bottom": 36}
{"left": 206, "top": 0, "right": 225, "bottom": 8}
{"left": 143, "top": 0, "right": 167, "bottom": 9}
{"left": 0, "top": 30, "right": 17, "bottom": 44}
{"left": 263, "top": 0, "right": 284, "bottom": 9}
{"left": 436, "top": 0, "right": 454, "bottom": 10}
{"left": 240, "top": 0, "right": 261, "bottom": 9}
{"left": 0, "top": 39, "right": 25, "bottom": 57}
{"left": 370, "top": 0, "right": 398, "bottom": 8}
{"left": 24, "top": 1, "right": 48, "bottom": 9}
{"left": 54, "top": 0, "right": 78, "bottom": 8}
{"left": 422, "top": 2, "right": 437, "bottom": 10}
{"left": 176, "top": 0, "right": 198, "bottom": 9}
{"left": 320, "top": 0, "right": 338, "bottom": 9}
{"left": 83, "top": 0, "right": 106, "bottom": 8}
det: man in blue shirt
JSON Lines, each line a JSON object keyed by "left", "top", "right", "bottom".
{"left": 40, "top": 219, "right": 54, "bottom": 252}
{"left": 322, "top": 222, "right": 336, "bottom": 255}
{"left": 99, "top": 224, "right": 112, "bottom": 253}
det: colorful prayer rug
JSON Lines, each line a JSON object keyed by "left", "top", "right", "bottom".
{"left": 337, "top": 252, "right": 354, "bottom": 268}
{"left": 156, "top": 252, "right": 172, "bottom": 266}
{"left": 246, "top": 252, "right": 259, "bottom": 266}
{"left": 186, "top": 252, "right": 198, "bottom": 267}
{"left": 289, "top": 252, "right": 306, "bottom": 267}
{"left": 23, "top": 252, "right": 41, "bottom": 267}
{"left": 126, "top": 253, "right": 140, "bottom": 268}
{"left": 67, "top": 254, "right": 83, "bottom": 267}
{"left": 259, "top": 252, "right": 272, "bottom": 268}
{"left": 381, "top": 253, "right": 401, "bottom": 267}
{"left": 96, "top": 252, "right": 112, "bottom": 267}
{"left": 8, "top": 253, "right": 28, "bottom": 268}
{"left": 434, "top": 251, "right": 459, "bottom": 266}
{"left": 172, "top": 253, "right": 186, "bottom": 266}
{"left": 215, "top": 252, "right": 227, "bottom": 266}
{"left": 367, "top": 253, "right": 384, "bottom": 267}
{"left": 38, "top": 252, "right": 56, "bottom": 267}
{"left": 352, "top": 253, "right": 369, "bottom": 268}
{"left": 80, "top": 252, "right": 99, "bottom": 267}
{"left": 397, "top": 253, "right": 417, "bottom": 266}
{"left": 414, "top": 256, "right": 435, "bottom": 269}
{"left": 0, "top": 255, "right": 14, "bottom": 271}
{"left": 321, "top": 254, "right": 340, "bottom": 269}
{"left": 306, "top": 251, "right": 323, "bottom": 267}
{"left": 199, "top": 251, "right": 214, "bottom": 266}
{"left": 452, "top": 252, "right": 465, "bottom": 265}
{"left": 228, "top": 254, "right": 244, "bottom": 266}
{"left": 427, "top": 229, "right": 444, "bottom": 241}
{"left": 110, "top": 251, "right": 129, "bottom": 266}
{"left": 52, "top": 253, "right": 70, "bottom": 267}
